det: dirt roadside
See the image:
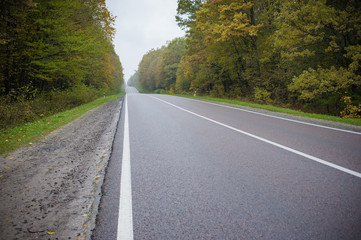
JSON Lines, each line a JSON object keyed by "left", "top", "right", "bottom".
{"left": 0, "top": 97, "right": 123, "bottom": 240}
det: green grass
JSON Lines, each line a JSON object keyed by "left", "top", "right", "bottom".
{"left": 0, "top": 93, "right": 123, "bottom": 156}
{"left": 176, "top": 95, "right": 361, "bottom": 126}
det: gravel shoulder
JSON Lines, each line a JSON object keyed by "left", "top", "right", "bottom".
{"left": 0, "top": 98, "right": 123, "bottom": 240}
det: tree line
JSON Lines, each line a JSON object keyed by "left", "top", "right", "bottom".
{"left": 135, "top": 0, "right": 361, "bottom": 118}
{"left": 0, "top": 0, "right": 124, "bottom": 129}
{"left": 132, "top": 37, "right": 187, "bottom": 94}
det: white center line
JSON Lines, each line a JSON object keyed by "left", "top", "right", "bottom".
{"left": 117, "top": 95, "right": 134, "bottom": 240}
{"left": 152, "top": 96, "right": 361, "bottom": 179}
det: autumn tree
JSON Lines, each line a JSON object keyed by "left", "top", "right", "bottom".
{"left": 172, "top": 0, "right": 361, "bottom": 117}
{"left": 176, "top": 0, "right": 264, "bottom": 97}
{"left": 0, "top": 0, "right": 124, "bottom": 128}
{"left": 0, "top": 0, "right": 123, "bottom": 95}
{"left": 137, "top": 38, "right": 187, "bottom": 92}
{"left": 278, "top": 0, "right": 361, "bottom": 114}
{"left": 127, "top": 71, "right": 138, "bottom": 87}
{"left": 176, "top": 0, "right": 205, "bottom": 31}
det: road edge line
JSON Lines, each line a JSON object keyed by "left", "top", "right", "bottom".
{"left": 176, "top": 96, "right": 361, "bottom": 135}
{"left": 152, "top": 96, "right": 361, "bottom": 179}
{"left": 117, "top": 95, "right": 134, "bottom": 240}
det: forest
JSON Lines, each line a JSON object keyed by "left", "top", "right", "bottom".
{"left": 132, "top": 0, "right": 361, "bottom": 118}
{"left": 0, "top": 0, "right": 124, "bottom": 129}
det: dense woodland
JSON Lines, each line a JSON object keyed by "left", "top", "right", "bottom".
{"left": 134, "top": 0, "right": 361, "bottom": 118}
{"left": 0, "top": 0, "right": 124, "bottom": 129}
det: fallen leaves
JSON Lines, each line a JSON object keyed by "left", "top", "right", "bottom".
{"left": 47, "top": 231, "right": 55, "bottom": 235}
{"left": 3, "top": 162, "right": 9, "bottom": 170}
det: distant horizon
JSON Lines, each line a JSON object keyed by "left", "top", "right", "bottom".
{"left": 105, "top": 0, "right": 185, "bottom": 81}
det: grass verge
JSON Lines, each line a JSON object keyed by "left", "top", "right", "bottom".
{"left": 176, "top": 95, "right": 361, "bottom": 126}
{"left": 0, "top": 93, "right": 123, "bottom": 156}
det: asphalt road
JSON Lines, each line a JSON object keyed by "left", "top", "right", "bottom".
{"left": 93, "top": 87, "right": 361, "bottom": 239}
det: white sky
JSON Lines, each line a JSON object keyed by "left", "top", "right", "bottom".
{"left": 105, "top": 0, "right": 185, "bottom": 81}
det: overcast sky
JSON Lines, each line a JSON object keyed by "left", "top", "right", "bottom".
{"left": 105, "top": 0, "right": 185, "bottom": 81}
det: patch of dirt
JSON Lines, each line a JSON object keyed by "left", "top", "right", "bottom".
{"left": 0, "top": 98, "right": 123, "bottom": 240}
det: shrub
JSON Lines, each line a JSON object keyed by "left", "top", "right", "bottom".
{"left": 340, "top": 96, "right": 361, "bottom": 119}
{"left": 0, "top": 84, "right": 108, "bottom": 130}
{"left": 210, "top": 84, "right": 225, "bottom": 98}
{"left": 254, "top": 87, "right": 272, "bottom": 104}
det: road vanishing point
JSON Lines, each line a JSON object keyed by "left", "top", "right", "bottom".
{"left": 92, "top": 86, "right": 361, "bottom": 240}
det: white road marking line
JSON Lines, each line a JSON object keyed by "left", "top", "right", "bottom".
{"left": 117, "top": 95, "right": 134, "bottom": 240}
{"left": 173, "top": 96, "right": 361, "bottom": 135}
{"left": 152, "top": 96, "right": 361, "bottom": 179}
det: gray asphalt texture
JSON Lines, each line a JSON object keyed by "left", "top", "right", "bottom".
{"left": 94, "top": 87, "right": 361, "bottom": 239}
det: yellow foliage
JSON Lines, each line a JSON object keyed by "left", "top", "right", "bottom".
{"left": 254, "top": 88, "right": 272, "bottom": 104}
{"left": 196, "top": 0, "right": 262, "bottom": 43}
{"left": 288, "top": 66, "right": 358, "bottom": 101}
{"left": 340, "top": 97, "right": 361, "bottom": 119}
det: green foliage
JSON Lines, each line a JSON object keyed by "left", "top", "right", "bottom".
{"left": 178, "top": 94, "right": 361, "bottom": 125}
{"left": 0, "top": 93, "right": 123, "bottom": 155}
{"left": 340, "top": 96, "right": 361, "bottom": 119}
{"left": 254, "top": 87, "right": 272, "bottom": 104}
{"left": 0, "top": 85, "right": 114, "bottom": 130}
{"left": 168, "top": 0, "right": 361, "bottom": 117}
{"left": 0, "top": 0, "right": 124, "bottom": 129}
{"left": 176, "top": 0, "right": 205, "bottom": 31}
{"left": 137, "top": 38, "right": 187, "bottom": 92}
{"left": 175, "top": 56, "right": 192, "bottom": 92}
{"left": 127, "top": 71, "right": 138, "bottom": 87}
{"left": 289, "top": 67, "right": 359, "bottom": 101}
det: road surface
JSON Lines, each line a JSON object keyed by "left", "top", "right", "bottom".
{"left": 93, "top": 87, "right": 361, "bottom": 239}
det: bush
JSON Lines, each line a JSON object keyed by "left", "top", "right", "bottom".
{"left": 0, "top": 96, "right": 35, "bottom": 129}
{"left": 210, "top": 84, "right": 225, "bottom": 98}
{"left": 153, "top": 89, "right": 165, "bottom": 94}
{"left": 254, "top": 87, "right": 272, "bottom": 104}
{"left": 0, "top": 84, "right": 110, "bottom": 130}
{"left": 340, "top": 96, "right": 361, "bottom": 119}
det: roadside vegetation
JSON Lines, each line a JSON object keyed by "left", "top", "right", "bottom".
{"left": 0, "top": 0, "right": 124, "bottom": 131}
{"left": 178, "top": 94, "right": 361, "bottom": 126}
{"left": 0, "top": 92, "right": 123, "bottom": 156}
{"left": 129, "top": 0, "right": 361, "bottom": 120}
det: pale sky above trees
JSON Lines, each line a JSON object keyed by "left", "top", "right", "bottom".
{"left": 105, "top": 0, "right": 185, "bottom": 81}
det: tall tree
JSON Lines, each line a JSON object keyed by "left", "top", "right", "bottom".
{"left": 176, "top": 0, "right": 205, "bottom": 32}
{"left": 137, "top": 38, "right": 187, "bottom": 92}
{"left": 0, "top": 0, "right": 123, "bottom": 96}
{"left": 277, "top": 0, "right": 361, "bottom": 113}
